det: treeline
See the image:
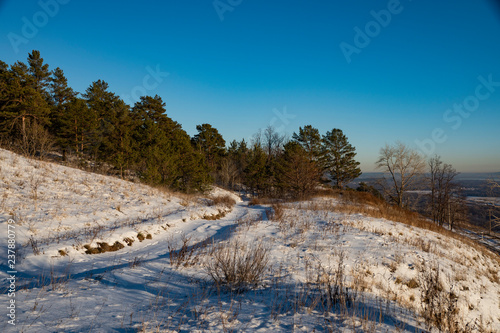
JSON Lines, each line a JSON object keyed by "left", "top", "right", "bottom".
{"left": 0, "top": 50, "right": 362, "bottom": 195}
{"left": 0, "top": 51, "right": 479, "bottom": 230}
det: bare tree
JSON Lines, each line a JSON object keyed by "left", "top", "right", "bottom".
{"left": 448, "top": 189, "right": 468, "bottom": 231}
{"left": 263, "top": 126, "right": 286, "bottom": 157}
{"left": 487, "top": 179, "right": 500, "bottom": 234}
{"left": 220, "top": 158, "right": 238, "bottom": 189}
{"left": 428, "top": 155, "right": 460, "bottom": 228}
{"left": 251, "top": 128, "right": 262, "bottom": 148}
{"left": 18, "top": 119, "right": 54, "bottom": 159}
{"left": 376, "top": 142, "right": 426, "bottom": 207}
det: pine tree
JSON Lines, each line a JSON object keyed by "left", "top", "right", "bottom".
{"left": 27, "top": 50, "right": 51, "bottom": 97}
{"left": 322, "top": 128, "right": 361, "bottom": 189}
{"left": 58, "top": 97, "right": 92, "bottom": 154}
{"left": 0, "top": 61, "right": 16, "bottom": 136}
{"left": 292, "top": 125, "right": 323, "bottom": 162}
{"left": 131, "top": 95, "right": 211, "bottom": 192}
{"left": 50, "top": 67, "right": 75, "bottom": 107}
{"left": 177, "top": 142, "right": 211, "bottom": 193}
{"left": 99, "top": 99, "right": 134, "bottom": 178}
{"left": 244, "top": 144, "right": 268, "bottom": 196}
{"left": 276, "top": 141, "right": 321, "bottom": 199}
{"left": 82, "top": 80, "right": 118, "bottom": 164}
{"left": 191, "top": 123, "right": 226, "bottom": 171}
{"left": 49, "top": 67, "right": 76, "bottom": 158}
{"left": 131, "top": 95, "right": 180, "bottom": 184}
{"left": 0, "top": 60, "right": 51, "bottom": 149}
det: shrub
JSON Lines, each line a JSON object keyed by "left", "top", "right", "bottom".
{"left": 418, "top": 262, "right": 463, "bottom": 332}
{"left": 268, "top": 203, "right": 284, "bottom": 221}
{"left": 209, "top": 195, "right": 236, "bottom": 208}
{"left": 248, "top": 197, "right": 263, "bottom": 206}
{"left": 314, "top": 251, "right": 355, "bottom": 311}
{"left": 205, "top": 239, "right": 269, "bottom": 291}
{"left": 168, "top": 235, "right": 207, "bottom": 268}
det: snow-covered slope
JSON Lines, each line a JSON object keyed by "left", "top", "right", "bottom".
{"left": 0, "top": 148, "right": 499, "bottom": 332}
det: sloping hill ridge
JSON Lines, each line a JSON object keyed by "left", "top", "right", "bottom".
{"left": 0, "top": 148, "right": 499, "bottom": 332}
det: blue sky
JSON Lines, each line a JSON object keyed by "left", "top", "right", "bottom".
{"left": 1, "top": 0, "right": 500, "bottom": 172}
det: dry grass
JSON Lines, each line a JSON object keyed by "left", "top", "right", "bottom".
{"left": 209, "top": 194, "right": 236, "bottom": 208}
{"left": 205, "top": 239, "right": 269, "bottom": 291}
{"left": 83, "top": 241, "right": 125, "bottom": 254}
{"left": 417, "top": 261, "right": 469, "bottom": 332}
{"left": 309, "top": 190, "right": 500, "bottom": 266}
{"left": 202, "top": 209, "right": 228, "bottom": 220}
{"left": 168, "top": 235, "right": 209, "bottom": 268}
{"left": 268, "top": 203, "right": 284, "bottom": 222}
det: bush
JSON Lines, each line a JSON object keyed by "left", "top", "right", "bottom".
{"left": 419, "top": 262, "right": 464, "bottom": 332}
{"left": 314, "top": 251, "right": 355, "bottom": 311}
{"left": 268, "top": 203, "right": 284, "bottom": 221}
{"left": 209, "top": 194, "right": 236, "bottom": 208}
{"left": 205, "top": 239, "right": 269, "bottom": 291}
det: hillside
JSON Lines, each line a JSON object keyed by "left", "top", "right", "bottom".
{"left": 1, "top": 148, "right": 499, "bottom": 332}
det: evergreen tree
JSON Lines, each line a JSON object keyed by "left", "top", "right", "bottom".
{"left": 0, "top": 60, "right": 51, "bottom": 148}
{"left": 131, "top": 95, "right": 211, "bottom": 192}
{"left": 276, "top": 141, "right": 321, "bottom": 199}
{"left": 0, "top": 61, "right": 16, "bottom": 135}
{"left": 27, "top": 50, "right": 51, "bottom": 97}
{"left": 58, "top": 97, "right": 93, "bottom": 154}
{"left": 191, "top": 123, "right": 226, "bottom": 171}
{"left": 225, "top": 139, "right": 250, "bottom": 190}
{"left": 322, "top": 128, "right": 361, "bottom": 189}
{"left": 177, "top": 142, "right": 211, "bottom": 193}
{"left": 131, "top": 95, "right": 180, "bottom": 184}
{"left": 244, "top": 144, "right": 268, "bottom": 196}
{"left": 292, "top": 125, "right": 323, "bottom": 162}
{"left": 50, "top": 67, "right": 75, "bottom": 107}
{"left": 99, "top": 99, "right": 134, "bottom": 178}
{"left": 49, "top": 67, "right": 76, "bottom": 157}
{"left": 82, "top": 80, "right": 118, "bottom": 163}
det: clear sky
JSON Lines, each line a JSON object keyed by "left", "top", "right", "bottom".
{"left": 1, "top": 0, "right": 500, "bottom": 172}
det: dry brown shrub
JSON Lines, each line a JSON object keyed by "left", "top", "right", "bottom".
{"left": 268, "top": 203, "right": 284, "bottom": 222}
{"left": 202, "top": 209, "right": 227, "bottom": 220}
{"left": 205, "top": 239, "right": 269, "bottom": 291}
{"left": 209, "top": 195, "right": 236, "bottom": 208}
{"left": 248, "top": 197, "right": 262, "bottom": 206}
{"left": 84, "top": 241, "right": 125, "bottom": 254}
{"left": 168, "top": 235, "right": 208, "bottom": 268}
{"left": 249, "top": 197, "right": 279, "bottom": 206}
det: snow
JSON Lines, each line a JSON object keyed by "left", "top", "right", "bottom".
{"left": 467, "top": 196, "right": 500, "bottom": 205}
{"left": 1, "top": 148, "right": 499, "bottom": 332}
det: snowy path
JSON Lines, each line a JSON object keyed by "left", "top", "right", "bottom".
{"left": 3, "top": 199, "right": 265, "bottom": 292}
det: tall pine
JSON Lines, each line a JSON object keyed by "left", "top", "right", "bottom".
{"left": 0, "top": 58, "right": 51, "bottom": 151}
{"left": 49, "top": 67, "right": 76, "bottom": 158}
{"left": 276, "top": 141, "right": 321, "bottom": 199}
{"left": 322, "top": 129, "right": 361, "bottom": 189}
{"left": 292, "top": 125, "right": 323, "bottom": 162}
